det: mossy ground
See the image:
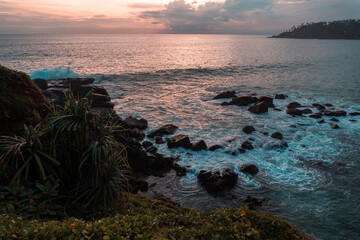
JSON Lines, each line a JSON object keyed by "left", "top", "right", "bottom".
{"left": 0, "top": 194, "right": 312, "bottom": 240}
{"left": 0, "top": 65, "right": 49, "bottom": 135}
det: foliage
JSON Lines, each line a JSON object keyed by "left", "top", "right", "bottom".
{"left": 273, "top": 19, "right": 360, "bottom": 39}
{"left": 0, "top": 90, "right": 129, "bottom": 212}
{"left": 0, "top": 195, "right": 312, "bottom": 240}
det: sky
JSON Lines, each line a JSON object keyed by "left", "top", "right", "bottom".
{"left": 0, "top": 0, "right": 359, "bottom": 34}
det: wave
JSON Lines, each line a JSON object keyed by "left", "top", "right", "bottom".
{"left": 30, "top": 67, "right": 79, "bottom": 80}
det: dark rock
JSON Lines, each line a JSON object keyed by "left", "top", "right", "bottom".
{"left": 274, "top": 108, "right": 282, "bottom": 111}
{"left": 349, "top": 112, "right": 360, "bottom": 116}
{"left": 197, "top": 168, "right": 238, "bottom": 194}
{"left": 260, "top": 131, "right": 269, "bottom": 136}
{"left": 330, "top": 118, "right": 339, "bottom": 122}
{"left": 349, "top": 119, "right": 357, "bottom": 122}
{"left": 309, "top": 113, "right": 323, "bottom": 119}
{"left": 238, "top": 148, "right": 246, "bottom": 153}
{"left": 241, "top": 141, "right": 254, "bottom": 150}
{"left": 209, "top": 145, "right": 223, "bottom": 151}
{"left": 155, "top": 136, "right": 166, "bottom": 144}
{"left": 269, "top": 141, "right": 289, "bottom": 149}
{"left": 123, "top": 128, "right": 145, "bottom": 141}
{"left": 243, "top": 195, "right": 265, "bottom": 210}
{"left": 317, "top": 119, "right": 325, "bottom": 124}
{"left": 167, "top": 134, "right": 192, "bottom": 149}
{"left": 242, "top": 126, "right": 256, "bottom": 134}
{"left": 221, "top": 167, "right": 238, "bottom": 187}
{"left": 324, "top": 103, "right": 333, "bottom": 107}
{"left": 221, "top": 102, "right": 230, "bottom": 106}
{"left": 248, "top": 102, "right": 268, "bottom": 114}
{"left": 129, "top": 178, "right": 149, "bottom": 193}
{"left": 323, "top": 111, "right": 347, "bottom": 117}
{"left": 142, "top": 141, "right": 153, "bottom": 149}
{"left": 230, "top": 96, "right": 258, "bottom": 106}
{"left": 124, "top": 116, "right": 148, "bottom": 130}
{"left": 301, "top": 109, "right": 313, "bottom": 114}
{"left": 286, "top": 108, "right": 303, "bottom": 116}
{"left": 313, "top": 103, "right": 326, "bottom": 110}
{"left": 329, "top": 123, "right": 340, "bottom": 129}
{"left": 146, "top": 146, "right": 158, "bottom": 154}
{"left": 289, "top": 125, "right": 297, "bottom": 128}
{"left": 275, "top": 94, "right": 287, "bottom": 99}
{"left": 33, "top": 78, "right": 47, "bottom": 89}
{"left": 287, "top": 102, "right": 302, "bottom": 108}
{"left": 316, "top": 161, "right": 324, "bottom": 165}
{"left": 173, "top": 163, "right": 187, "bottom": 176}
{"left": 231, "top": 150, "right": 238, "bottom": 156}
{"left": 271, "top": 132, "right": 283, "bottom": 140}
{"left": 148, "top": 124, "right": 179, "bottom": 138}
{"left": 213, "top": 91, "right": 237, "bottom": 99}
{"left": 240, "top": 164, "right": 259, "bottom": 175}
{"left": 191, "top": 140, "right": 208, "bottom": 151}
{"left": 258, "top": 96, "right": 273, "bottom": 105}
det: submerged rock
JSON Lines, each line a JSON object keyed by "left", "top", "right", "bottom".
{"left": 275, "top": 94, "right": 287, "bottom": 99}
{"left": 323, "top": 111, "right": 347, "bottom": 116}
{"left": 349, "top": 112, "right": 360, "bottom": 116}
{"left": 271, "top": 132, "right": 283, "bottom": 140}
{"left": 240, "top": 164, "right": 259, "bottom": 175}
{"left": 213, "top": 91, "right": 237, "bottom": 99}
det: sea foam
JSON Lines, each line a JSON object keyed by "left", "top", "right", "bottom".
{"left": 30, "top": 67, "right": 79, "bottom": 80}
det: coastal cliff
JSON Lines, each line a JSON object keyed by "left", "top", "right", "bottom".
{"left": 272, "top": 19, "right": 360, "bottom": 39}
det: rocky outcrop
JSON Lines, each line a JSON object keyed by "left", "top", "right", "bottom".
{"left": 197, "top": 167, "right": 238, "bottom": 194}
{"left": 148, "top": 124, "right": 179, "bottom": 138}
{"left": 124, "top": 116, "right": 148, "bottom": 130}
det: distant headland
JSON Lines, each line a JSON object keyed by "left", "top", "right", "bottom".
{"left": 271, "top": 19, "right": 360, "bottom": 39}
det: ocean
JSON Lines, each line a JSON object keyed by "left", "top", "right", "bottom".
{"left": 1, "top": 34, "right": 360, "bottom": 239}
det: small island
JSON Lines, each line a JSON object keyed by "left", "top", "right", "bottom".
{"left": 272, "top": 19, "right": 360, "bottom": 39}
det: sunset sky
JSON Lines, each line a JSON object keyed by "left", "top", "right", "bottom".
{"left": 0, "top": 0, "right": 359, "bottom": 34}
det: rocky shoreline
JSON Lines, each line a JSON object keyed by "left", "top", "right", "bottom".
{"left": 32, "top": 78, "right": 360, "bottom": 210}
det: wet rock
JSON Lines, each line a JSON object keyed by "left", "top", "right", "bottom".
{"left": 142, "top": 141, "right": 153, "bottom": 149}
{"left": 167, "top": 134, "right": 192, "bottom": 149}
{"left": 349, "top": 112, "right": 360, "bottom": 116}
{"left": 309, "top": 113, "right": 323, "bottom": 119}
{"left": 231, "top": 150, "right": 238, "bottom": 156}
{"left": 242, "top": 126, "right": 256, "bottom": 134}
{"left": 123, "top": 128, "right": 145, "bottom": 141}
{"left": 154, "top": 192, "right": 179, "bottom": 206}
{"left": 317, "top": 119, "right": 325, "bottom": 124}
{"left": 289, "top": 125, "right": 297, "bottom": 128}
{"left": 241, "top": 141, "right": 254, "bottom": 150}
{"left": 230, "top": 96, "right": 258, "bottom": 106}
{"left": 275, "top": 94, "right": 287, "bottom": 99}
{"left": 274, "top": 108, "right": 282, "bottom": 111}
{"left": 269, "top": 141, "right": 289, "bottom": 149}
{"left": 301, "top": 109, "right": 313, "bottom": 114}
{"left": 324, "top": 103, "right": 333, "bottom": 107}
{"left": 330, "top": 118, "right": 339, "bottom": 122}
{"left": 221, "top": 102, "right": 230, "bottom": 106}
{"left": 248, "top": 102, "right": 268, "bottom": 114}
{"left": 197, "top": 168, "right": 238, "bottom": 194}
{"left": 323, "top": 111, "right": 347, "bottom": 117}
{"left": 148, "top": 124, "right": 179, "bottom": 138}
{"left": 329, "top": 123, "right": 340, "bottom": 129}
{"left": 260, "top": 131, "right": 269, "bottom": 136}
{"left": 238, "top": 148, "right": 246, "bottom": 154}
{"left": 240, "top": 164, "right": 259, "bottom": 175}
{"left": 349, "top": 119, "right": 357, "bottom": 122}
{"left": 173, "top": 163, "right": 187, "bottom": 176}
{"left": 258, "top": 96, "right": 274, "bottom": 107}
{"left": 213, "top": 91, "right": 237, "bottom": 99}
{"left": 191, "top": 140, "right": 208, "bottom": 151}
{"left": 146, "top": 146, "right": 158, "bottom": 154}
{"left": 313, "top": 103, "right": 326, "bottom": 110}
{"left": 124, "top": 116, "right": 148, "bottom": 130}
{"left": 271, "top": 132, "right": 283, "bottom": 140}
{"left": 286, "top": 108, "right": 303, "bottom": 116}
{"left": 209, "top": 144, "right": 223, "bottom": 151}
{"left": 287, "top": 102, "right": 302, "bottom": 108}
{"left": 155, "top": 136, "right": 166, "bottom": 144}
{"left": 243, "top": 195, "right": 265, "bottom": 210}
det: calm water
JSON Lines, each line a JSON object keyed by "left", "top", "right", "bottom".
{"left": 1, "top": 34, "right": 360, "bottom": 239}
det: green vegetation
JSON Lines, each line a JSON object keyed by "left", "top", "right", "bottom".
{"left": 0, "top": 195, "right": 312, "bottom": 240}
{"left": 0, "top": 90, "right": 129, "bottom": 213}
{"left": 272, "top": 19, "right": 360, "bottom": 39}
{"left": 0, "top": 65, "right": 49, "bottom": 135}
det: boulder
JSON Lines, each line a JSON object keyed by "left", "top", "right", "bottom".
{"left": 301, "top": 109, "right": 313, "bottom": 114}
{"left": 242, "top": 126, "right": 256, "bottom": 134}
{"left": 238, "top": 148, "right": 246, "bottom": 153}
{"left": 248, "top": 102, "right": 268, "bottom": 114}
{"left": 241, "top": 141, "right": 254, "bottom": 150}
{"left": 260, "top": 131, "right": 269, "bottom": 136}
{"left": 173, "top": 163, "right": 187, "bottom": 176}
{"left": 209, "top": 144, "right": 223, "bottom": 151}
{"left": 167, "top": 134, "right": 192, "bottom": 149}
{"left": 309, "top": 113, "right": 323, "bottom": 119}
{"left": 349, "top": 112, "right": 360, "bottom": 116}
{"left": 240, "top": 164, "right": 259, "bottom": 175}
{"left": 287, "top": 102, "right": 302, "bottom": 108}
{"left": 312, "top": 103, "right": 325, "bottom": 110}
{"left": 230, "top": 96, "right": 258, "bottom": 106}
{"left": 191, "top": 140, "right": 208, "bottom": 151}
{"left": 142, "top": 141, "right": 153, "bottom": 149}
{"left": 286, "top": 108, "right": 303, "bottom": 116}
{"left": 124, "top": 116, "right": 148, "bottom": 130}
{"left": 317, "top": 119, "right": 325, "bottom": 124}
{"left": 146, "top": 146, "right": 158, "bottom": 154}
{"left": 275, "top": 94, "right": 287, "bottom": 99}
{"left": 329, "top": 123, "right": 340, "bottom": 129}
{"left": 213, "top": 91, "right": 236, "bottom": 99}
{"left": 323, "top": 111, "right": 347, "bottom": 116}
{"left": 197, "top": 168, "right": 238, "bottom": 194}
{"left": 122, "top": 128, "right": 145, "bottom": 141}
{"left": 155, "top": 136, "right": 166, "bottom": 144}
{"left": 221, "top": 167, "right": 238, "bottom": 187}
{"left": 271, "top": 131, "right": 283, "bottom": 140}
{"left": 258, "top": 96, "right": 274, "bottom": 107}
{"left": 148, "top": 124, "right": 179, "bottom": 138}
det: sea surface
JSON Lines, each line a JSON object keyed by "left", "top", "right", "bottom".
{"left": 1, "top": 34, "right": 360, "bottom": 240}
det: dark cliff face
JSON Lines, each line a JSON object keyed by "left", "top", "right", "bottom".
{"left": 272, "top": 19, "right": 360, "bottom": 39}
{"left": 0, "top": 65, "right": 50, "bottom": 135}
